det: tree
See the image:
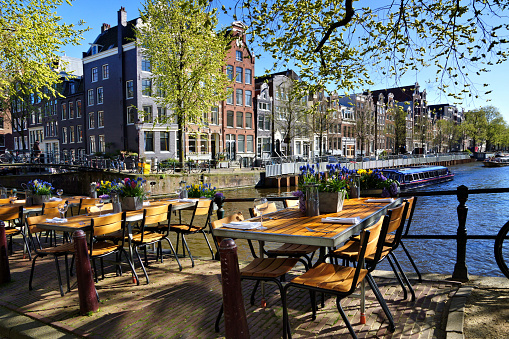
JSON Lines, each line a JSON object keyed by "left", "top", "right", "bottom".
{"left": 353, "top": 95, "right": 374, "bottom": 156}
{"left": 392, "top": 105, "right": 407, "bottom": 154}
{"left": 0, "top": 0, "right": 87, "bottom": 102}
{"left": 483, "top": 106, "right": 505, "bottom": 151}
{"left": 414, "top": 114, "right": 430, "bottom": 152}
{"left": 230, "top": 1, "right": 509, "bottom": 102}
{"left": 308, "top": 90, "right": 334, "bottom": 158}
{"left": 463, "top": 108, "right": 488, "bottom": 151}
{"left": 137, "top": 0, "right": 231, "bottom": 165}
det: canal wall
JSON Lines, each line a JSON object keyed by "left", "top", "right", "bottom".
{"left": 0, "top": 170, "right": 264, "bottom": 196}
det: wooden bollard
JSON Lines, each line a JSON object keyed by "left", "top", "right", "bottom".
{"left": 219, "top": 238, "right": 249, "bottom": 339}
{"left": 0, "top": 221, "right": 11, "bottom": 284}
{"left": 73, "top": 230, "right": 99, "bottom": 315}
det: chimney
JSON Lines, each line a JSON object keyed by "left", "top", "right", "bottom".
{"left": 118, "top": 7, "right": 127, "bottom": 27}
{"left": 101, "top": 23, "right": 110, "bottom": 33}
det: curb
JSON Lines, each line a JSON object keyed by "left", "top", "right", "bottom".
{"left": 445, "top": 286, "right": 473, "bottom": 339}
{"left": 0, "top": 306, "right": 78, "bottom": 339}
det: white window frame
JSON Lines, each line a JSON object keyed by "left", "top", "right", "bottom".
{"left": 91, "top": 67, "right": 98, "bottom": 82}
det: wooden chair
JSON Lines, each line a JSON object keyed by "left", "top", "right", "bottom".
{"left": 87, "top": 203, "right": 113, "bottom": 214}
{"left": 42, "top": 200, "right": 70, "bottom": 245}
{"left": 0, "top": 198, "right": 11, "bottom": 205}
{"left": 209, "top": 212, "right": 245, "bottom": 257}
{"left": 0, "top": 205, "right": 30, "bottom": 259}
{"left": 26, "top": 215, "right": 75, "bottom": 296}
{"left": 131, "top": 204, "right": 181, "bottom": 283}
{"left": 169, "top": 199, "right": 214, "bottom": 267}
{"left": 213, "top": 213, "right": 300, "bottom": 334}
{"left": 393, "top": 197, "right": 422, "bottom": 282}
{"left": 283, "top": 199, "right": 299, "bottom": 208}
{"left": 331, "top": 202, "right": 415, "bottom": 300}
{"left": 282, "top": 216, "right": 396, "bottom": 339}
{"left": 77, "top": 198, "right": 98, "bottom": 215}
{"left": 249, "top": 203, "right": 318, "bottom": 269}
{"left": 88, "top": 212, "right": 139, "bottom": 285}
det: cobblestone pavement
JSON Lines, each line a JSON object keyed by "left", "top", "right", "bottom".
{"left": 0, "top": 243, "right": 460, "bottom": 339}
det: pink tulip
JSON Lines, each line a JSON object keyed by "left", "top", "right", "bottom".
{"left": 131, "top": 181, "right": 136, "bottom": 188}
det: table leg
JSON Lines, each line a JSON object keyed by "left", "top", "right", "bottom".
{"left": 360, "top": 279, "right": 366, "bottom": 324}
{"left": 258, "top": 240, "right": 266, "bottom": 308}
{"left": 127, "top": 221, "right": 136, "bottom": 284}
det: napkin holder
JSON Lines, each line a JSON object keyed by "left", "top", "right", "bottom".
{"left": 111, "top": 191, "right": 122, "bottom": 213}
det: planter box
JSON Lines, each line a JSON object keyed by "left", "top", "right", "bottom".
{"left": 121, "top": 196, "right": 143, "bottom": 211}
{"left": 32, "top": 195, "right": 51, "bottom": 206}
{"left": 319, "top": 191, "right": 346, "bottom": 214}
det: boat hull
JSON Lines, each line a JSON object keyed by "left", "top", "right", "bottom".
{"left": 483, "top": 161, "right": 509, "bottom": 167}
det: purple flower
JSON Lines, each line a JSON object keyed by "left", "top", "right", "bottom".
{"left": 99, "top": 194, "right": 110, "bottom": 199}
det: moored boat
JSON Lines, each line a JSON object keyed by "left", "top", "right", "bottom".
{"left": 381, "top": 165, "right": 454, "bottom": 190}
{"left": 483, "top": 156, "right": 509, "bottom": 167}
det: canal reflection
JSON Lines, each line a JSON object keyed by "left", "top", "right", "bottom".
{"left": 169, "top": 161, "right": 508, "bottom": 277}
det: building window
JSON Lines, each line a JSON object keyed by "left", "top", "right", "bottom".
{"left": 126, "top": 80, "right": 134, "bottom": 99}
{"left": 200, "top": 136, "right": 208, "bottom": 153}
{"left": 143, "top": 105, "right": 152, "bottom": 123}
{"left": 236, "top": 50, "right": 242, "bottom": 61}
{"left": 245, "top": 69, "right": 252, "bottom": 85}
{"left": 142, "top": 79, "right": 152, "bottom": 96}
{"left": 211, "top": 106, "right": 219, "bottom": 125}
{"left": 61, "top": 103, "right": 67, "bottom": 120}
{"left": 236, "top": 111, "right": 243, "bottom": 128}
{"left": 142, "top": 58, "right": 151, "bottom": 72}
{"left": 77, "top": 125, "right": 83, "bottom": 142}
{"left": 236, "top": 89, "right": 243, "bottom": 105}
{"left": 245, "top": 90, "right": 252, "bottom": 107}
{"left": 227, "top": 111, "right": 234, "bottom": 127}
{"left": 202, "top": 110, "right": 209, "bottom": 126}
{"left": 157, "top": 107, "right": 167, "bottom": 122}
{"left": 245, "top": 112, "right": 252, "bottom": 128}
{"left": 235, "top": 67, "right": 242, "bottom": 83}
{"left": 98, "top": 135, "right": 105, "bottom": 152}
{"left": 160, "top": 131, "right": 169, "bottom": 151}
{"left": 144, "top": 131, "right": 154, "bottom": 152}
{"left": 89, "top": 136, "right": 96, "bottom": 153}
{"left": 226, "top": 88, "right": 233, "bottom": 105}
{"left": 247, "top": 135, "right": 253, "bottom": 152}
{"left": 98, "top": 111, "right": 104, "bottom": 128}
{"left": 70, "top": 126, "right": 75, "bottom": 143}
{"left": 62, "top": 127, "right": 67, "bottom": 144}
{"left": 0, "top": 116, "right": 3, "bottom": 129}
{"left": 238, "top": 135, "right": 245, "bottom": 152}
{"left": 258, "top": 115, "right": 264, "bottom": 130}
{"left": 76, "top": 100, "right": 82, "bottom": 118}
{"left": 97, "top": 87, "right": 104, "bottom": 104}
{"left": 265, "top": 116, "right": 271, "bottom": 130}
{"left": 69, "top": 101, "right": 74, "bottom": 119}
{"left": 0, "top": 135, "right": 4, "bottom": 147}
{"left": 91, "top": 67, "right": 98, "bottom": 82}
{"left": 88, "top": 112, "right": 95, "bottom": 129}
{"left": 127, "top": 107, "right": 136, "bottom": 124}
{"left": 188, "top": 135, "right": 196, "bottom": 153}
{"left": 87, "top": 89, "right": 94, "bottom": 106}
{"left": 102, "top": 64, "right": 109, "bottom": 79}
{"left": 226, "top": 65, "right": 233, "bottom": 81}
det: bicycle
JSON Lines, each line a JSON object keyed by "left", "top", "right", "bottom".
{"left": 494, "top": 220, "right": 509, "bottom": 279}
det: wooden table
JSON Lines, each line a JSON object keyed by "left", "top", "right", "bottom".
{"left": 212, "top": 197, "right": 401, "bottom": 320}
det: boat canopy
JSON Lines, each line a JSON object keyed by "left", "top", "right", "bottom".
{"left": 382, "top": 166, "right": 449, "bottom": 175}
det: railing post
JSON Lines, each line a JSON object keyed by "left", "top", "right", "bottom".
{"left": 452, "top": 185, "right": 469, "bottom": 281}
{"left": 73, "top": 230, "right": 99, "bottom": 315}
{"left": 0, "top": 221, "right": 11, "bottom": 284}
{"left": 219, "top": 238, "right": 249, "bottom": 339}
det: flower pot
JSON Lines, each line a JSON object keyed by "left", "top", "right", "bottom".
{"left": 121, "top": 196, "right": 143, "bottom": 211}
{"left": 319, "top": 191, "right": 346, "bottom": 214}
{"left": 32, "top": 194, "right": 51, "bottom": 205}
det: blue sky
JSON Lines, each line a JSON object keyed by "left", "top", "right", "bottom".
{"left": 57, "top": 0, "right": 509, "bottom": 121}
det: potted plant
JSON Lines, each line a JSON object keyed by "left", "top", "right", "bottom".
{"left": 96, "top": 180, "right": 114, "bottom": 196}
{"left": 187, "top": 182, "right": 219, "bottom": 209}
{"left": 25, "top": 179, "right": 54, "bottom": 205}
{"left": 357, "top": 169, "right": 400, "bottom": 197}
{"left": 299, "top": 164, "right": 352, "bottom": 214}
{"left": 113, "top": 177, "right": 146, "bottom": 211}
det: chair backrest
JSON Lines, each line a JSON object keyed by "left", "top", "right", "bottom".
{"left": 188, "top": 199, "right": 213, "bottom": 230}
{"left": 89, "top": 212, "right": 125, "bottom": 255}
{"left": 25, "top": 214, "right": 49, "bottom": 239}
{"left": 87, "top": 203, "right": 113, "bottom": 214}
{"left": 140, "top": 204, "right": 172, "bottom": 240}
{"left": 249, "top": 202, "right": 278, "bottom": 218}
{"left": 0, "top": 205, "right": 23, "bottom": 224}
{"left": 42, "top": 200, "right": 68, "bottom": 218}
{"left": 402, "top": 197, "right": 417, "bottom": 236}
{"left": 79, "top": 198, "right": 98, "bottom": 215}
{"left": 347, "top": 228, "right": 373, "bottom": 294}
{"left": 210, "top": 212, "right": 244, "bottom": 251}
{"left": 386, "top": 201, "right": 408, "bottom": 234}
{"left": 358, "top": 216, "right": 385, "bottom": 262}
{"left": 0, "top": 198, "right": 11, "bottom": 205}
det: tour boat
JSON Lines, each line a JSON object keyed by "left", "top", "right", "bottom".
{"left": 381, "top": 166, "right": 454, "bottom": 190}
{"left": 483, "top": 156, "right": 509, "bottom": 167}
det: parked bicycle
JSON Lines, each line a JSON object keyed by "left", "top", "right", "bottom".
{"left": 0, "top": 150, "right": 30, "bottom": 164}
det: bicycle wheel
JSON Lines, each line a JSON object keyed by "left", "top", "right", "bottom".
{"left": 0, "top": 153, "right": 11, "bottom": 163}
{"left": 494, "top": 220, "right": 509, "bottom": 279}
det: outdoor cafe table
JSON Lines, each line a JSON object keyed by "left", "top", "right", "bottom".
{"left": 212, "top": 197, "right": 402, "bottom": 321}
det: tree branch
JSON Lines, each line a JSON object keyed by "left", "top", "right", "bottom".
{"left": 314, "top": 0, "right": 355, "bottom": 53}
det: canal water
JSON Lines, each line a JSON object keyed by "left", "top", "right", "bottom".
{"left": 174, "top": 161, "right": 509, "bottom": 277}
